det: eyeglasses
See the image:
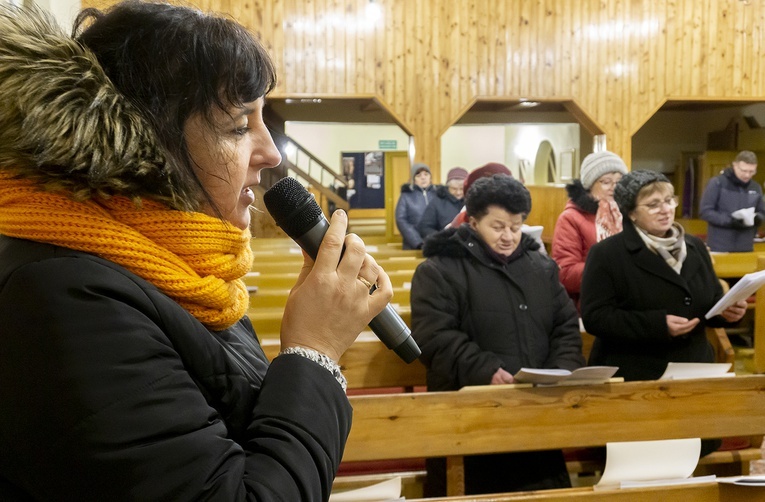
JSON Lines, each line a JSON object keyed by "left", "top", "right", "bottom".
{"left": 597, "top": 179, "right": 619, "bottom": 188}
{"left": 637, "top": 195, "right": 679, "bottom": 214}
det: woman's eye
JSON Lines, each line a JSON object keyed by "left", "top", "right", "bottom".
{"left": 233, "top": 126, "right": 251, "bottom": 136}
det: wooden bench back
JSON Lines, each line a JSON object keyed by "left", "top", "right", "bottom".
{"left": 343, "top": 375, "right": 765, "bottom": 462}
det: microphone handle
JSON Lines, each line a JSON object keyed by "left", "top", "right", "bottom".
{"left": 293, "top": 216, "right": 330, "bottom": 259}
{"left": 292, "top": 215, "right": 420, "bottom": 363}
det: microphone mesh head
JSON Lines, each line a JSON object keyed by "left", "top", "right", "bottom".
{"left": 263, "top": 177, "right": 325, "bottom": 238}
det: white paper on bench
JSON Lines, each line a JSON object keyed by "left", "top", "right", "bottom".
{"left": 718, "top": 475, "right": 765, "bottom": 486}
{"left": 513, "top": 366, "right": 619, "bottom": 385}
{"left": 595, "top": 438, "right": 704, "bottom": 490}
{"left": 658, "top": 362, "right": 732, "bottom": 380}
{"left": 328, "top": 476, "right": 403, "bottom": 501}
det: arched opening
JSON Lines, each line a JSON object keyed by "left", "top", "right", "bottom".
{"left": 439, "top": 98, "right": 605, "bottom": 243}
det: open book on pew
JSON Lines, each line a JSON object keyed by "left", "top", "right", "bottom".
{"left": 705, "top": 268, "right": 765, "bottom": 319}
{"left": 513, "top": 366, "right": 619, "bottom": 385}
{"left": 328, "top": 476, "right": 403, "bottom": 501}
{"left": 658, "top": 362, "right": 733, "bottom": 380}
{"left": 595, "top": 438, "right": 715, "bottom": 490}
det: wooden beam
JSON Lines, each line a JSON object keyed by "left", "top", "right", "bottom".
{"left": 343, "top": 375, "right": 765, "bottom": 462}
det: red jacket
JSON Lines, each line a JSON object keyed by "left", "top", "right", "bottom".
{"left": 552, "top": 185, "right": 598, "bottom": 309}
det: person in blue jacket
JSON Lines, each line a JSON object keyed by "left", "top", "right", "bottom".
{"left": 395, "top": 163, "right": 436, "bottom": 249}
{"left": 700, "top": 150, "right": 765, "bottom": 252}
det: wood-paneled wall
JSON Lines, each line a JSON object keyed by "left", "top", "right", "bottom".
{"left": 83, "top": 0, "right": 765, "bottom": 176}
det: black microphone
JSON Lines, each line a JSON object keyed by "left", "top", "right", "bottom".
{"left": 263, "top": 177, "right": 421, "bottom": 363}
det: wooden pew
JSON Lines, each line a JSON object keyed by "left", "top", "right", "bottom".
{"left": 245, "top": 269, "right": 417, "bottom": 289}
{"left": 710, "top": 252, "right": 761, "bottom": 279}
{"left": 406, "top": 482, "right": 762, "bottom": 502}
{"left": 250, "top": 235, "right": 402, "bottom": 250}
{"left": 249, "top": 303, "right": 412, "bottom": 338}
{"left": 260, "top": 327, "right": 731, "bottom": 389}
{"left": 248, "top": 256, "right": 424, "bottom": 274}
{"left": 260, "top": 335, "right": 427, "bottom": 390}
{"left": 343, "top": 375, "right": 765, "bottom": 494}
{"left": 250, "top": 286, "right": 412, "bottom": 309}
{"left": 251, "top": 247, "right": 422, "bottom": 261}
{"left": 260, "top": 334, "right": 752, "bottom": 493}
{"left": 676, "top": 218, "right": 707, "bottom": 238}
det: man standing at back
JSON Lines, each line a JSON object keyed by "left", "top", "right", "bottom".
{"left": 700, "top": 150, "right": 765, "bottom": 252}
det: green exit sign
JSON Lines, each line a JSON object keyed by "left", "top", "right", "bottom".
{"left": 378, "top": 140, "right": 397, "bottom": 150}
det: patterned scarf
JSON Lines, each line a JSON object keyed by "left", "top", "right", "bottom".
{"left": 0, "top": 173, "right": 252, "bottom": 330}
{"left": 635, "top": 221, "right": 687, "bottom": 274}
{"left": 595, "top": 198, "right": 623, "bottom": 242}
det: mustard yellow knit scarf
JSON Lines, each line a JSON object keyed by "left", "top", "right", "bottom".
{"left": 0, "top": 174, "right": 252, "bottom": 330}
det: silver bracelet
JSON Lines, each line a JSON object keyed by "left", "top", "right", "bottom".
{"left": 279, "top": 346, "right": 347, "bottom": 392}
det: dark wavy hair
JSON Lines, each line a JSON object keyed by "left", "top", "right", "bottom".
{"left": 72, "top": 0, "right": 276, "bottom": 212}
{"left": 465, "top": 174, "right": 531, "bottom": 219}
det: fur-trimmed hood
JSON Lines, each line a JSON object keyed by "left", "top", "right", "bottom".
{"left": 433, "top": 184, "right": 462, "bottom": 202}
{"left": 400, "top": 183, "right": 435, "bottom": 194}
{"left": 423, "top": 224, "right": 540, "bottom": 259}
{"left": 0, "top": 5, "right": 193, "bottom": 209}
{"left": 565, "top": 179, "right": 598, "bottom": 214}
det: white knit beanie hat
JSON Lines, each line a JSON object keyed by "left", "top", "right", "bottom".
{"left": 580, "top": 151, "right": 628, "bottom": 189}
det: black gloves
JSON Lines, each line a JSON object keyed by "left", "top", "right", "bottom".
{"left": 755, "top": 213, "right": 764, "bottom": 227}
{"left": 731, "top": 217, "right": 749, "bottom": 229}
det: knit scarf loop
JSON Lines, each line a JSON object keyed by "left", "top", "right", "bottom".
{"left": 635, "top": 221, "right": 687, "bottom": 274}
{"left": 0, "top": 174, "right": 253, "bottom": 330}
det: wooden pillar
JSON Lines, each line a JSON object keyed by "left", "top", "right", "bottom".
{"left": 445, "top": 455, "right": 465, "bottom": 496}
{"left": 755, "top": 257, "right": 765, "bottom": 373}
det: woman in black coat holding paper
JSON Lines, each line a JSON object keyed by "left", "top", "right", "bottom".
{"left": 410, "top": 175, "right": 583, "bottom": 497}
{"left": 581, "top": 171, "right": 746, "bottom": 382}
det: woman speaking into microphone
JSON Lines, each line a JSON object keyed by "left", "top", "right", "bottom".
{"left": 0, "top": 1, "right": 392, "bottom": 500}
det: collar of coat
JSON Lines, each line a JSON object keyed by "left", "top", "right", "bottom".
{"left": 723, "top": 166, "right": 755, "bottom": 188}
{"left": 433, "top": 184, "right": 462, "bottom": 203}
{"left": 400, "top": 183, "right": 436, "bottom": 194}
{"left": 422, "top": 224, "right": 540, "bottom": 259}
{"left": 0, "top": 6, "right": 196, "bottom": 210}
{"left": 565, "top": 179, "right": 599, "bottom": 214}
{"left": 619, "top": 218, "right": 702, "bottom": 291}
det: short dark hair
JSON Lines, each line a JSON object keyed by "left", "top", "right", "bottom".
{"left": 73, "top": 0, "right": 276, "bottom": 212}
{"left": 735, "top": 150, "right": 757, "bottom": 165}
{"left": 465, "top": 174, "right": 531, "bottom": 219}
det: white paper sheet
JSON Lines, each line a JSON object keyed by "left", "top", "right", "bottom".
{"left": 596, "top": 438, "right": 702, "bottom": 489}
{"left": 513, "top": 366, "right": 619, "bottom": 385}
{"left": 732, "top": 207, "right": 756, "bottom": 226}
{"left": 329, "top": 476, "right": 403, "bottom": 501}
{"left": 658, "top": 362, "right": 732, "bottom": 380}
{"left": 521, "top": 225, "right": 544, "bottom": 241}
{"left": 705, "top": 269, "right": 765, "bottom": 319}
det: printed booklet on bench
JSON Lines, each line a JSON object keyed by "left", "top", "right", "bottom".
{"left": 513, "top": 366, "right": 619, "bottom": 385}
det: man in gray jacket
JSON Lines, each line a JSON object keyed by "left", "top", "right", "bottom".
{"left": 700, "top": 150, "right": 765, "bottom": 252}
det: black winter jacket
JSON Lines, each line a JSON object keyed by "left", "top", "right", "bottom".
{"left": 0, "top": 10, "right": 350, "bottom": 500}
{"left": 0, "top": 237, "right": 351, "bottom": 501}
{"left": 581, "top": 220, "right": 728, "bottom": 380}
{"left": 417, "top": 185, "right": 463, "bottom": 238}
{"left": 410, "top": 225, "right": 584, "bottom": 391}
